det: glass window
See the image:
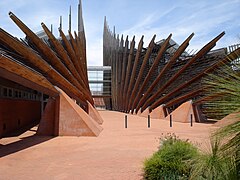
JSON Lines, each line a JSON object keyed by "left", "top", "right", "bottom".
{"left": 8, "top": 89, "right": 12, "bottom": 97}
{"left": 14, "top": 90, "right": 19, "bottom": 98}
{"left": 18, "top": 91, "right": 22, "bottom": 98}
{"left": 3, "top": 88, "right": 8, "bottom": 97}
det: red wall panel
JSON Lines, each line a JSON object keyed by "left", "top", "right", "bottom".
{"left": 0, "top": 98, "right": 41, "bottom": 138}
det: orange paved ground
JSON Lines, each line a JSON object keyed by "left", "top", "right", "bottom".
{"left": 0, "top": 111, "right": 217, "bottom": 180}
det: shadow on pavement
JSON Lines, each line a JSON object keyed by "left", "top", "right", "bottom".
{"left": 0, "top": 135, "right": 54, "bottom": 158}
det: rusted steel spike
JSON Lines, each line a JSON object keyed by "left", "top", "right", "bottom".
{"left": 112, "top": 53, "right": 117, "bottom": 109}
{"left": 74, "top": 31, "right": 86, "bottom": 71}
{"left": 165, "top": 89, "right": 202, "bottom": 108}
{"left": 74, "top": 32, "right": 91, "bottom": 94}
{"left": 9, "top": 12, "right": 64, "bottom": 70}
{"left": 59, "top": 29, "right": 86, "bottom": 87}
{"left": 122, "top": 36, "right": 135, "bottom": 111}
{"left": 113, "top": 34, "right": 119, "bottom": 110}
{"left": 77, "top": 35, "right": 89, "bottom": 90}
{"left": 68, "top": 31, "right": 88, "bottom": 87}
{"left": 68, "top": 31, "right": 80, "bottom": 64}
{"left": 119, "top": 36, "right": 129, "bottom": 111}
{"left": 111, "top": 51, "right": 115, "bottom": 107}
{"left": 133, "top": 34, "right": 172, "bottom": 112}
{"left": 79, "top": 31, "right": 86, "bottom": 52}
{"left": 141, "top": 32, "right": 225, "bottom": 112}
{"left": 74, "top": 33, "right": 87, "bottom": 76}
{"left": 111, "top": 32, "right": 117, "bottom": 110}
{"left": 128, "top": 35, "right": 156, "bottom": 112}
{"left": 116, "top": 35, "right": 124, "bottom": 110}
{"left": 149, "top": 47, "right": 240, "bottom": 111}
{"left": 70, "top": 31, "right": 89, "bottom": 90}
{"left": 103, "top": 25, "right": 113, "bottom": 109}
{"left": 138, "top": 33, "right": 194, "bottom": 113}
{"left": 41, "top": 23, "right": 87, "bottom": 90}
{"left": 9, "top": 12, "right": 93, "bottom": 105}
{"left": 125, "top": 35, "right": 144, "bottom": 113}
{"left": 114, "top": 34, "right": 120, "bottom": 110}
{"left": 74, "top": 31, "right": 88, "bottom": 89}
{"left": 74, "top": 31, "right": 91, "bottom": 98}
{"left": 0, "top": 28, "right": 87, "bottom": 106}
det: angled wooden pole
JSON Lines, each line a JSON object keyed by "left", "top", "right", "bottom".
{"left": 122, "top": 36, "right": 135, "bottom": 111}
{"left": 139, "top": 33, "right": 194, "bottom": 112}
{"left": 0, "top": 28, "right": 88, "bottom": 106}
{"left": 128, "top": 35, "right": 156, "bottom": 112}
{"left": 125, "top": 36, "right": 144, "bottom": 113}
{"left": 149, "top": 47, "right": 240, "bottom": 111}
{"left": 8, "top": 12, "right": 93, "bottom": 104}
{"left": 133, "top": 34, "right": 172, "bottom": 112}
{"left": 119, "top": 36, "right": 129, "bottom": 111}
{"left": 138, "top": 32, "right": 224, "bottom": 112}
{"left": 41, "top": 23, "right": 86, "bottom": 89}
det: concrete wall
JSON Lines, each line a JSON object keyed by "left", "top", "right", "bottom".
{"left": 0, "top": 98, "right": 41, "bottom": 138}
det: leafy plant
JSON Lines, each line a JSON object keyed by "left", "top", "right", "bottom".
{"left": 201, "top": 48, "right": 240, "bottom": 179}
{"left": 215, "top": 120, "right": 240, "bottom": 178}
{"left": 144, "top": 133, "right": 198, "bottom": 180}
{"left": 203, "top": 63, "right": 240, "bottom": 119}
{"left": 190, "top": 137, "right": 238, "bottom": 180}
{"left": 143, "top": 49, "right": 240, "bottom": 180}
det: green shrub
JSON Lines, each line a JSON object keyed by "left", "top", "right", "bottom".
{"left": 144, "top": 134, "right": 198, "bottom": 180}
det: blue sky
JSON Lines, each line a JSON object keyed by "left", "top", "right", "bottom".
{"left": 0, "top": 0, "right": 239, "bottom": 66}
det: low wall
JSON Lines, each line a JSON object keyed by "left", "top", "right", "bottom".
{"left": 0, "top": 98, "right": 41, "bottom": 138}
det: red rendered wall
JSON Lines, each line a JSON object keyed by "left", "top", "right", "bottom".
{"left": 0, "top": 98, "right": 41, "bottom": 138}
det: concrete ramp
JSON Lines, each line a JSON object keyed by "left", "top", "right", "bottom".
{"left": 214, "top": 112, "right": 240, "bottom": 127}
{"left": 88, "top": 101, "right": 104, "bottom": 125}
{"left": 139, "top": 108, "right": 150, "bottom": 118}
{"left": 37, "top": 88, "right": 103, "bottom": 136}
{"left": 165, "top": 100, "right": 195, "bottom": 123}
{"left": 132, "top": 109, "right": 137, "bottom": 115}
{"left": 137, "top": 108, "right": 142, "bottom": 116}
{"left": 150, "top": 105, "right": 166, "bottom": 119}
{"left": 37, "top": 98, "right": 56, "bottom": 136}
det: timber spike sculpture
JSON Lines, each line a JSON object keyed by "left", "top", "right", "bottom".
{"left": 103, "top": 19, "right": 240, "bottom": 122}
{"left": 1, "top": 2, "right": 239, "bottom": 139}
{"left": 0, "top": 1, "right": 103, "bottom": 137}
{"left": 5, "top": 11, "right": 93, "bottom": 106}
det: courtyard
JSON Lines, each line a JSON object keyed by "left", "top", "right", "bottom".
{"left": 0, "top": 111, "right": 216, "bottom": 180}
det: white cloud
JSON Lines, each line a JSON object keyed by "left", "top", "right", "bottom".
{"left": 117, "top": 0, "right": 239, "bottom": 52}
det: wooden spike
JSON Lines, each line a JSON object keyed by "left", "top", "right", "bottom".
{"left": 140, "top": 32, "right": 225, "bottom": 112}
{"left": 125, "top": 35, "right": 144, "bottom": 112}
{"left": 150, "top": 47, "right": 240, "bottom": 110}
{"left": 134, "top": 34, "right": 172, "bottom": 112}
{"left": 122, "top": 36, "right": 135, "bottom": 111}
{"left": 42, "top": 23, "right": 92, "bottom": 102}
{"left": 119, "top": 36, "right": 129, "bottom": 111}
{"left": 0, "top": 28, "right": 87, "bottom": 106}
{"left": 128, "top": 35, "right": 156, "bottom": 112}
{"left": 140, "top": 33, "right": 194, "bottom": 112}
